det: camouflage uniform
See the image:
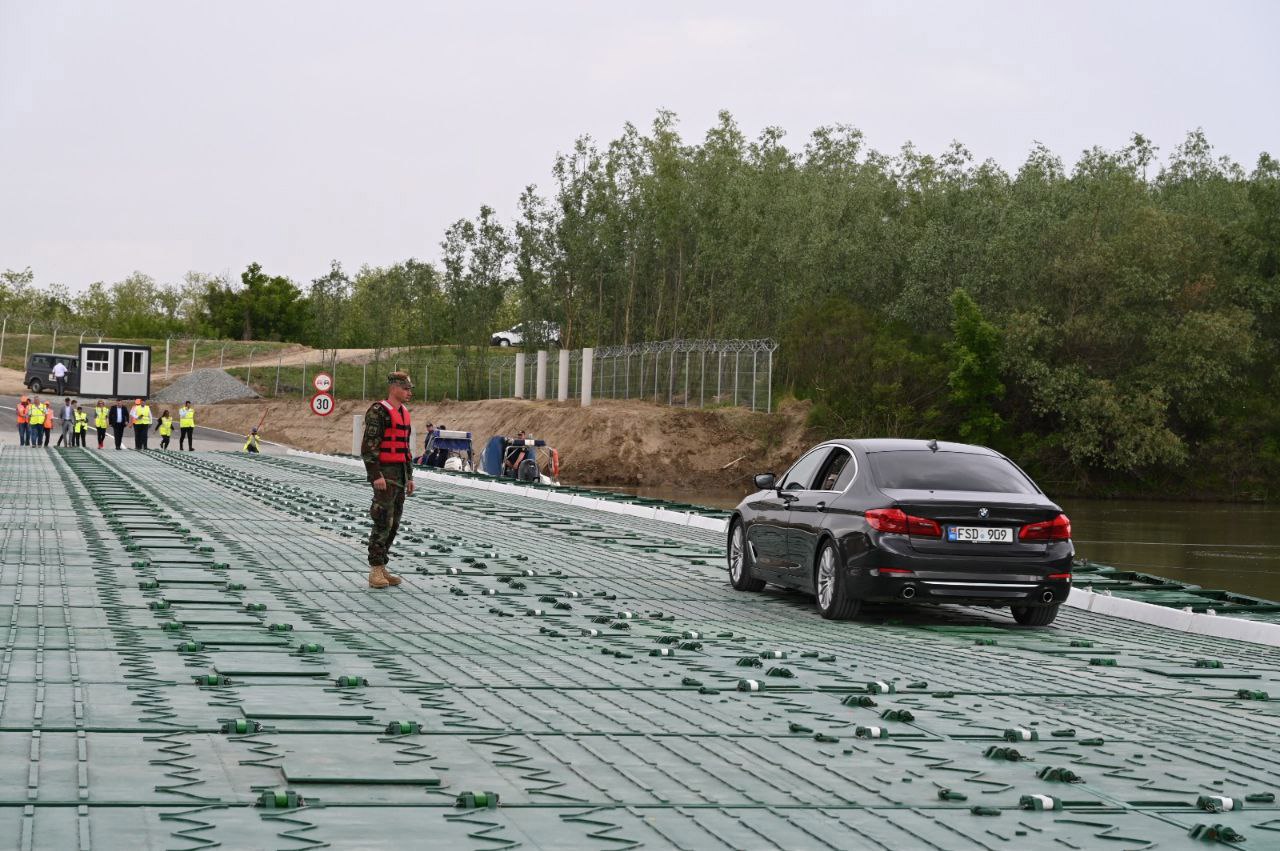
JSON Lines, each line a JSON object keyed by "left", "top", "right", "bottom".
{"left": 362, "top": 402, "right": 412, "bottom": 567}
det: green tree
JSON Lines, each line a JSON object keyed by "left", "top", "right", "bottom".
{"left": 947, "top": 289, "right": 1005, "bottom": 446}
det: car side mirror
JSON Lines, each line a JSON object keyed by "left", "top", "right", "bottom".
{"left": 754, "top": 473, "right": 776, "bottom": 491}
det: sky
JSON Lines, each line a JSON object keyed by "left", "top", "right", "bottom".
{"left": 1, "top": 0, "right": 1276, "bottom": 293}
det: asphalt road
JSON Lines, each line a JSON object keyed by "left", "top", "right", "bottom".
{"left": 0, "top": 395, "right": 286, "bottom": 453}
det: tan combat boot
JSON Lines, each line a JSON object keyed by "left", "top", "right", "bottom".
{"left": 383, "top": 566, "right": 402, "bottom": 586}
{"left": 368, "top": 565, "right": 390, "bottom": 589}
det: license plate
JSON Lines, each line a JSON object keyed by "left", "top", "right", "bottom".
{"left": 947, "top": 526, "right": 1013, "bottom": 544}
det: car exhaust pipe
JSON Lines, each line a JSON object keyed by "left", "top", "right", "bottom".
{"left": 901, "top": 585, "right": 916, "bottom": 600}
{"left": 1041, "top": 590, "right": 1054, "bottom": 604}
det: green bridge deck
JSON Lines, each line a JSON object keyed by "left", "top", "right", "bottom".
{"left": 1, "top": 446, "right": 1277, "bottom": 849}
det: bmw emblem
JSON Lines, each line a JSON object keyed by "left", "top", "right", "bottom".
{"left": 978, "top": 508, "right": 989, "bottom": 518}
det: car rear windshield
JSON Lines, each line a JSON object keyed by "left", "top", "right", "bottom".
{"left": 867, "top": 450, "right": 1038, "bottom": 494}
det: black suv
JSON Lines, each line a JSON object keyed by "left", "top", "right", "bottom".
{"left": 25, "top": 353, "right": 80, "bottom": 394}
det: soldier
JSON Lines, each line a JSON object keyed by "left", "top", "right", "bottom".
{"left": 361, "top": 371, "right": 416, "bottom": 589}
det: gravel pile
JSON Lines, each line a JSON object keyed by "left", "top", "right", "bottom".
{"left": 154, "top": 369, "right": 259, "bottom": 404}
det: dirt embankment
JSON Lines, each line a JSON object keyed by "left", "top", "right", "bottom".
{"left": 194, "top": 396, "right": 817, "bottom": 492}
{"left": 0, "top": 367, "right": 26, "bottom": 395}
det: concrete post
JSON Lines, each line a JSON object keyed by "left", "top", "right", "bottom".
{"left": 536, "top": 350, "right": 547, "bottom": 400}
{"left": 352, "top": 415, "right": 362, "bottom": 456}
{"left": 580, "top": 348, "right": 593, "bottom": 407}
{"left": 557, "top": 349, "right": 570, "bottom": 401}
{"left": 514, "top": 353, "right": 526, "bottom": 398}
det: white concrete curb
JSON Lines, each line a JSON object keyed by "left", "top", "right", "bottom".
{"left": 1063, "top": 587, "right": 1280, "bottom": 647}
{"left": 284, "top": 449, "right": 732, "bottom": 535}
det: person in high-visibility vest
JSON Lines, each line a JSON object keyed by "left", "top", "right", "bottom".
{"left": 157, "top": 410, "right": 173, "bottom": 450}
{"left": 41, "top": 401, "right": 53, "bottom": 447}
{"left": 178, "top": 401, "right": 196, "bottom": 451}
{"left": 72, "top": 403, "right": 88, "bottom": 448}
{"left": 93, "top": 400, "right": 109, "bottom": 449}
{"left": 17, "top": 395, "right": 30, "bottom": 447}
{"left": 26, "top": 396, "right": 45, "bottom": 446}
{"left": 243, "top": 427, "right": 261, "bottom": 454}
{"left": 129, "top": 398, "right": 152, "bottom": 450}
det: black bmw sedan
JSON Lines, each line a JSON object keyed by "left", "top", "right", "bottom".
{"left": 727, "top": 439, "right": 1073, "bottom": 625}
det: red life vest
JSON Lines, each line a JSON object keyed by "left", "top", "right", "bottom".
{"left": 377, "top": 401, "right": 412, "bottom": 464}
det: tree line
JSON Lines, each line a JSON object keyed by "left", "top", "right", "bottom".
{"left": 3, "top": 111, "right": 1278, "bottom": 497}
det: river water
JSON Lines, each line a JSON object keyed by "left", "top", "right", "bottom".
{"left": 606, "top": 487, "right": 1280, "bottom": 601}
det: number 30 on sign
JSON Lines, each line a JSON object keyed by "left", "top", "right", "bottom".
{"left": 310, "top": 392, "right": 335, "bottom": 416}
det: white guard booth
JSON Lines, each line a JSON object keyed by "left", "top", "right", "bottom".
{"left": 78, "top": 343, "right": 152, "bottom": 399}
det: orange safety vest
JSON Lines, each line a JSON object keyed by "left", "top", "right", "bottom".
{"left": 17, "top": 402, "right": 28, "bottom": 424}
{"left": 376, "top": 401, "right": 412, "bottom": 464}
{"left": 43, "top": 406, "right": 53, "bottom": 430}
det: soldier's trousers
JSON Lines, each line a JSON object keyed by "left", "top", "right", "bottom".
{"left": 368, "top": 464, "right": 406, "bottom": 567}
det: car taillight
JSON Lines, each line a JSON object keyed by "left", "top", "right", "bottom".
{"left": 1020, "top": 513, "right": 1072, "bottom": 542}
{"left": 865, "top": 508, "right": 941, "bottom": 538}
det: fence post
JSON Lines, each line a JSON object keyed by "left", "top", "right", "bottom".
{"left": 751, "top": 349, "right": 758, "bottom": 412}
{"left": 654, "top": 350, "right": 660, "bottom": 401}
{"left": 246, "top": 348, "right": 256, "bottom": 386}
{"left": 274, "top": 352, "right": 282, "bottom": 396}
{"left": 667, "top": 349, "right": 674, "bottom": 405}
{"left": 190, "top": 339, "right": 198, "bottom": 373}
{"left": 23, "top": 321, "right": 33, "bottom": 365}
{"left": 302, "top": 356, "right": 307, "bottom": 397}
{"left": 220, "top": 345, "right": 226, "bottom": 368}
{"left": 767, "top": 346, "right": 773, "bottom": 413}
{"left": 581, "top": 347, "right": 593, "bottom": 407}
{"left": 536, "top": 350, "right": 547, "bottom": 399}
{"left": 164, "top": 337, "right": 170, "bottom": 377}
{"left": 683, "top": 350, "right": 690, "bottom": 407}
{"left": 734, "top": 351, "right": 740, "bottom": 407}
{"left": 455, "top": 362, "right": 460, "bottom": 400}
{"left": 700, "top": 350, "right": 706, "bottom": 407}
{"left": 0, "top": 316, "right": 6, "bottom": 365}
{"left": 514, "top": 353, "right": 525, "bottom": 398}
{"left": 362, "top": 362, "right": 367, "bottom": 401}
{"left": 557, "top": 350, "right": 569, "bottom": 402}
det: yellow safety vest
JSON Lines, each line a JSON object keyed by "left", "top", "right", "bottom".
{"left": 179, "top": 407, "right": 195, "bottom": 428}
{"left": 74, "top": 411, "right": 87, "bottom": 433}
{"left": 244, "top": 434, "right": 261, "bottom": 452}
{"left": 158, "top": 417, "right": 173, "bottom": 436}
{"left": 27, "top": 405, "right": 45, "bottom": 426}
{"left": 94, "top": 406, "right": 109, "bottom": 428}
{"left": 134, "top": 405, "right": 152, "bottom": 425}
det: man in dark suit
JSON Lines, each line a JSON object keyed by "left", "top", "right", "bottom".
{"left": 109, "top": 401, "right": 129, "bottom": 450}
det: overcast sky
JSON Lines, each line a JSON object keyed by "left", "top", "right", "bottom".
{"left": 1, "top": 1, "right": 1276, "bottom": 293}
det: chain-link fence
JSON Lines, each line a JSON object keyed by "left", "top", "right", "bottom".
{"left": 480, "top": 339, "right": 778, "bottom": 411}
{"left": 227, "top": 338, "right": 778, "bottom": 411}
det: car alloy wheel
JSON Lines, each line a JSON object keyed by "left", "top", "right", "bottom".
{"left": 728, "top": 521, "right": 765, "bottom": 592}
{"left": 729, "top": 525, "right": 744, "bottom": 582}
{"left": 817, "top": 546, "right": 835, "bottom": 609}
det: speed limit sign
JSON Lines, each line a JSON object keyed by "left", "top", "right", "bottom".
{"left": 313, "top": 372, "right": 333, "bottom": 393}
{"left": 310, "top": 392, "right": 335, "bottom": 417}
